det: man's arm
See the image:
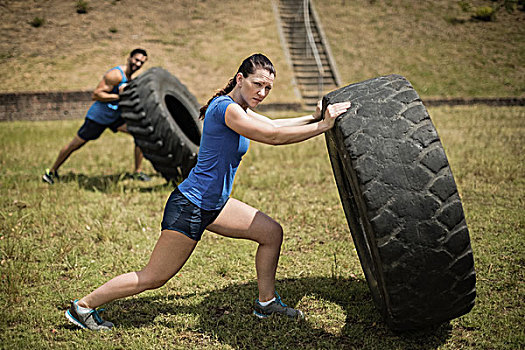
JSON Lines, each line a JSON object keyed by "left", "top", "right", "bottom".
{"left": 91, "top": 69, "right": 123, "bottom": 102}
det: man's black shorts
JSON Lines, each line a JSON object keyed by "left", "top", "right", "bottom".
{"left": 77, "top": 117, "right": 126, "bottom": 141}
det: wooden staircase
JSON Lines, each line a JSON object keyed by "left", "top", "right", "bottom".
{"left": 274, "top": 0, "right": 341, "bottom": 109}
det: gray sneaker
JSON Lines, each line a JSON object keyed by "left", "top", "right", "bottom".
{"left": 253, "top": 292, "right": 304, "bottom": 320}
{"left": 65, "top": 300, "right": 114, "bottom": 331}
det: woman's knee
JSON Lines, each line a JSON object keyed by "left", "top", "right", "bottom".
{"left": 261, "top": 220, "right": 283, "bottom": 247}
{"left": 137, "top": 270, "right": 169, "bottom": 290}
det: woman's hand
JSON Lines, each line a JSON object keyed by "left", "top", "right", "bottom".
{"left": 313, "top": 100, "right": 323, "bottom": 120}
{"left": 321, "top": 101, "right": 351, "bottom": 129}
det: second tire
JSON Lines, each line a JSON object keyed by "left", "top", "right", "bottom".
{"left": 120, "top": 67, "right": 202, "bottom": 182}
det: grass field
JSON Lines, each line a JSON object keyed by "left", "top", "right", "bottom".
{"left": 1, "top": 0, "right": 524, "bottom": 348}
{"left": 0, "top": 105, "right": 523, "bottom": 349}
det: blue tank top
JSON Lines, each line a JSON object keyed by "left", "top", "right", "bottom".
{"left": 85, "top": 66, "right": 128, "bottom": 125}
{"left": 178, "top": 95, "right": 250, "bottom": 210}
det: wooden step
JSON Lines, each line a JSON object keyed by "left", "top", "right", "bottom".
{"left": 297, "top": 83, "right": 338, "bottom": 91}
{"left": 294, "top": 65, "right": 333, "bottom": 72}
{"left": 291, "top": 58, "right": 331, "bottom": 66}
{"left": 289, "top": 47, "right": 327, "bottom": 56}
{"left": 288, "top": 39, "right": 323, "bottom": 48}
{"left": 295, "top": 72, "right": 335, "bottom": 80}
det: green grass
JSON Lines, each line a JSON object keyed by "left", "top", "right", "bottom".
{"left": 0, "top": 106, "right": 523, "bottom": 349}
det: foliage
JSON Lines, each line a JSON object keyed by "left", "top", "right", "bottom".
{"left": 473, "top": 6, "right": 496, "bottom": 20}
{"left": 459, "top": 0, "right": 524, "bottom": 21}
{"left": 75, "top": 0, "right": 88, "bottom": 14}
{"left": 29, "top": 17, "right": 45, "bottom": 28}
{"left": 459, "top": 0, "right": 473, "bottom": 12}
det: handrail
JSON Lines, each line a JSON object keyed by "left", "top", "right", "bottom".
{"left": 303, "top": 0, "right": 324, "bottom": 100}
{"left": 308, "top": 0, "right": 342, "bottom": 87}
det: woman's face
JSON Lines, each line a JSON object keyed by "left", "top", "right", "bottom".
{"left": 237, "top": 68, "right": 275, "bottom": 108}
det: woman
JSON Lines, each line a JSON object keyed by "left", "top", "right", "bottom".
{"left": 65, "top": 53, "right": 351, "bottom": 330}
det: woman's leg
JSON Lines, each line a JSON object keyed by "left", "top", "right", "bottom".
{"left": 206, "top": 198, "right": 283, "bottom": 302}
{"left": 78, "top": 230, "right": 197, "bottom": 309}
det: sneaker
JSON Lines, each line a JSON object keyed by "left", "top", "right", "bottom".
{"left": 42, "top": 169, "right": 59, "bottom": 184}
{"left": 133, "top": 171, "right": 151, "bottom": 182}
{"left": 253, "top": 292, "right": 304, "bottom": 320}
{"left": 65, "top": 300, "right": 114, "bottom": 331}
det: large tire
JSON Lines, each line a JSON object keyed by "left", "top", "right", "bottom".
{"left": 324, "top": 75, "right": 476, "bottom": 331}
{"left": 119, "top": 67, "right": 202, "bottom": 182}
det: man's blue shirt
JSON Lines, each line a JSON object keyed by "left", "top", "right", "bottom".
{"left": 85, "top": 66, "right": 128, "bottom": 125}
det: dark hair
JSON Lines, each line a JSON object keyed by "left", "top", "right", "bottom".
{"left": 199, "top": 53, "right": 275, "bottom": 119}
{"left": 130, "top": 48, "right": 147, "bottom": 57}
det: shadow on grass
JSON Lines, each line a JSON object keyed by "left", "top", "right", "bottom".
{"left": 109, "top": 277, "right": 452, "bottom": 349}
{"left": 59, "top": 172, "right": 173, "bottom": 192}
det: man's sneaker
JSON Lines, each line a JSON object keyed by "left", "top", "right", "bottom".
{"left": 42, "top": 169, "right": 59, "bottom": 184}
{"left": 65, "top": 300, "right": 114, "bottom": 331}
{"left": 133, "top": 171, "right": 151, "bottom": 182}
{"left": 253, "top": 292, "right": 304, "bottom": 320}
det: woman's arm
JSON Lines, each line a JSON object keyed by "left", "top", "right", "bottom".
{"left": 226, "top": 102, "right": 350, "bottom": 146}
{"left": 246, "top": 100, "right": 323, "bottom": 127}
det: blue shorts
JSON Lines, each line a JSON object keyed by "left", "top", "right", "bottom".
{"left": 161, "top": 187, "right": 226, "bottom": 241}
{"left": 77, "top": 117, "right": 125, "bottom": 141}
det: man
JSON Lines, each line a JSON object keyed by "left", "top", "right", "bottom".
{"left": 42, "top": 48, "right": 150, "bottom": 184}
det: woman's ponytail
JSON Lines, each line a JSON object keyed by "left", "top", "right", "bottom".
{"left": 199, "top": 77, "right": 236, "bottom": 119}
